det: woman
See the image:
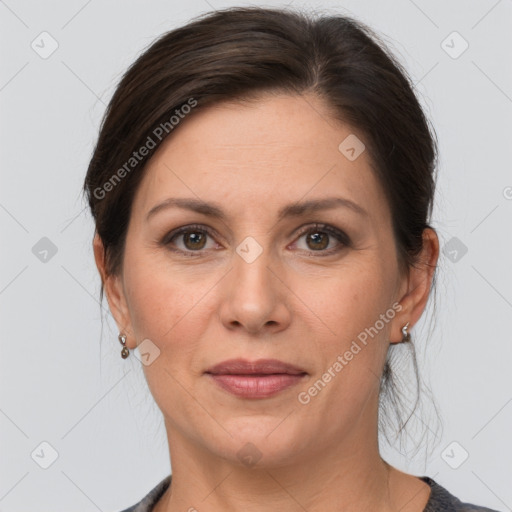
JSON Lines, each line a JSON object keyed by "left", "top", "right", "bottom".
{"left": 83, "top": 6, "right": 500, "bottom": 512}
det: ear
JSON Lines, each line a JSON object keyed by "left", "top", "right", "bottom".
{"left": 93, "top": 233, "right": 136, "bottom": 348}
{"left": 390, "top": 227, "right": 439, "bottom": 344}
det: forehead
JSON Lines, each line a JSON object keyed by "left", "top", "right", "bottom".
{"left": 132, "top": 93, "right": 388, "bottom": 223}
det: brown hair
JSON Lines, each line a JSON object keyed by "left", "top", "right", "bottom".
{"left": 83, "top": 6, "right": 440, "bottom": 456}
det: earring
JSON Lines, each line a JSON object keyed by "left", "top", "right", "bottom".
{"left": 401, "top": 322, "right": 411, "bottom": 343}
{"left": 118, "top": 333, "right": 130, "bottom": 358}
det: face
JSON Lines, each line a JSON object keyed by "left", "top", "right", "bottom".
{"left": 98, "top": 93, "right": 436, "bottom": 468}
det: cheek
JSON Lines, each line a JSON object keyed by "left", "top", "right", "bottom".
{"left": 292, "top": 268, "right": 394, "bottom": 426}
{"left": 122, "top": 258, "right": 214, "bottom": 417}
{"left": 296, "top": 262, "right": 393, "bottom": 349}
{"left": 122, "top": 255, "right": 209, "bottom": 353}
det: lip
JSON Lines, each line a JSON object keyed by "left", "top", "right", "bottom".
{"left": 206, "top": 358, "right": 306, "bottom": 375}
{"left": 205, "top": 358, "right": 307, "bottom": 399}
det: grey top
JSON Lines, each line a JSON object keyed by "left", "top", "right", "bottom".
{"left": 119, "top": 475, "right": 501, "bottom": 511}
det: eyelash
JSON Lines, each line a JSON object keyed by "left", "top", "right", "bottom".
{"left": 161, "top": 223, "right": 351, "bottom": 258}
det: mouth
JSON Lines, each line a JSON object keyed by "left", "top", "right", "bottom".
{"left": 205, "top": 358, "right": 308, "bottom": 399}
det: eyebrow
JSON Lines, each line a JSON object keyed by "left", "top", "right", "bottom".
{"left": 146, "top": 196, "right": 368, "bottom": 222}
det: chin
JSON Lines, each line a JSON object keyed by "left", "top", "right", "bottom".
{"left": 205, "top": 416, "right": 311, "bottom": 469}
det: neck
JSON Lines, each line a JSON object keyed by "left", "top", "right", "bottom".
{"left": 154, "top": 401, "right": 420, "bottom": 512}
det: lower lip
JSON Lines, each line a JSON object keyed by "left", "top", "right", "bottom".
{"left": 207, "top": 373, "right": 306, "bottom": 399}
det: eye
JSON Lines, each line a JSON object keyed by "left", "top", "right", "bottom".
{"left": 162, "top": 224, "right": 218, "bottom": 255}
{"left": 161, "top": 222, "right": 350, "bottom": 257}
{"left": 293, "top": 223, "right": 350, "bottom": 255}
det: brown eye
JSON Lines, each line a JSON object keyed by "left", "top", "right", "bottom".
{"left": 294, "top": 224, "right": 350, "bottom": 255}
{"left": 162, "top": 224, "right": 217, "bottom": 255}
{"left": 181, "top": 231, "right": 207, "bottom": 250}
{"left": 305, "top": 231, "right": 329, "bottom": 251}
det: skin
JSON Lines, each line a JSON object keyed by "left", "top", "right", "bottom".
{"left": 94, "top": 92, "right": 439, "bottom": 512}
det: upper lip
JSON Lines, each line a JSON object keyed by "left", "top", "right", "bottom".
{"left": 205, "top": 358, "right": 307, "bottom": 375}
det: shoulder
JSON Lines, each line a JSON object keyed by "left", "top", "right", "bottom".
{"left": 118, "top": 475, "right": 172, "bottom": 512}
{"left": 421, "top": 476, "right": 501, "bottom": 512}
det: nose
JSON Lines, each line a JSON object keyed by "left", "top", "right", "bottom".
{"left": 219, "top": 244, "right": 292, "bottom": 336}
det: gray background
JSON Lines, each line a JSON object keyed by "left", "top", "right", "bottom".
{"left": 1, "top": 0, "right": 511, "bottom": 510}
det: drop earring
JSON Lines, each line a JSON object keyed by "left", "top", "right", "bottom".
{"left": 118, "top": 333, "right": 130, "bottom": 358}
{"left": 401, "top": 322, "right": 411, "bottom": 343}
